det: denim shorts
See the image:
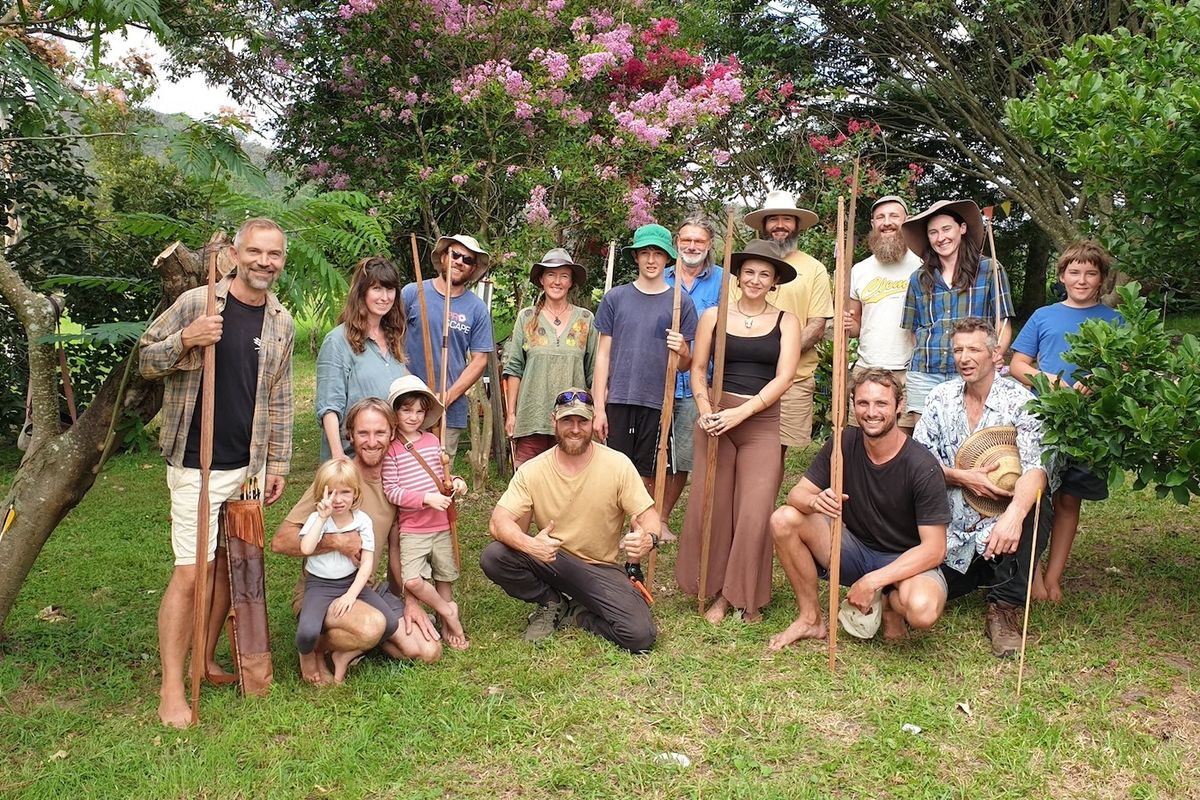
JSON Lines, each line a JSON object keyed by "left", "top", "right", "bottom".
{"left": 905, "top": 370, "right": 955, "bottom": 414}
{"left": 818, "top": 527, "right": 948, "bottom": 595}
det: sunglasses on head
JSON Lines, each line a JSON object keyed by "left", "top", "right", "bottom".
{"left": 449, "top": 250, "right": 477, "bottom": 267}
{"left": 556, "top": 390, "right": 593, "bottom": 406}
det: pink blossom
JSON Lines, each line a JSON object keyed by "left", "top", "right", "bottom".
{"left": 336, "top": 0, "right": 377, "bottom": 20}
{"left": 824, "top": 166, "right": 842, "bottom": 179}
{"left": 524, "top": 185, "right": 553, "bottom": 225}
{"left": 418, "top": 166, "right": 434, "bottom": 181}
{"left": 831, "top": 132, "right": 848, "bottom": 146}
{"left": 506, "top": 165, "right": 521, "bottom": 177}
{"left": 398, "top": 108, "right": 414, "bottom": 122}
{"left": 271, "top": 56, "right": 292, "bottom": 74}
{"left": 559, "top": 106, "right": 592, "bottom": 125}
{"left": 779, "top": 81, "right": 794, "bottom": 99}
{"left": 409, "top": 75, "right": 421, "bottom": 85}
{"left": 515, "top": 101, "right": 533, "bottom": 119}
{"left": 305, "top": 161, "right": 331, "bottom": 178}
{"left": 404, "top": 91, "right": 418, "bottom": 105}
{"left": 712, "top": 149, "right": 731, "bottom": 166}
{"left": 534, "top": 48, "right": 570, "bottom": 81}
{"left": 329, "top": 173, "right": 350, "bottom": 190}
{"left": 451, "top": 174, "right": 468, "bottom": 187}
{"left": 579, "top": 51, "right": 617, "bottom": 80}
{"left": 587, "top": 134, "right": 605, "bottom": 148}
{"left": 808, "top": 135, "right": 831, "bottom": 154}
{"left": 625, "top": 185, "right": 657, "bottom": 228}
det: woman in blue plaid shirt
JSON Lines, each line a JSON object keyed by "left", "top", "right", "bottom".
{"left": 899, "top": 200, "right": 1014, "bottom": 421}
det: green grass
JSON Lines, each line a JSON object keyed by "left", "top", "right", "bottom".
{"left": 2, "top": 347, "right": 1198, "bottom": 799}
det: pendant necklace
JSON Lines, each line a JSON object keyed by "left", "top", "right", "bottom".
{"left": 546, "top": 304, "right": 569, "bottom": 326}
{"left": 736, "top": 299, "right": 767, "bottom": 329}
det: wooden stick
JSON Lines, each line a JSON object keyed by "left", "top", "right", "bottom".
{"left": 846, "top": 156, "right": 861, "bottom": 258}
{"left": 645, "top": 255, "right": 684, "bottom": 589}
{"left": 827, "top": 197, "right": 852, "bottom": 673}
{"left": 189, "top": 241, "right": 219, "bottom": 725}
{"left": 982, "top": 207, "right": 1006, "bottom": 342}
{"left": 435, "top": 250, "right": 461, "bottom": 569}
{"left": 410, "top": 233, "right": 436, "bottom": 402}
{"left": 696, "top": 207, "right": 736, "bottom": 615}
{"left": 1017, "top": 489, "right": 1044, "bottom": 698}
{"left": 603, "top": 241, "right": 616, "bottom": 295}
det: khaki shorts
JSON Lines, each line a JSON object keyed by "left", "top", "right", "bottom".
{"left": 399, "top": 530, "right": 459, "bottom": 583}
{"left": 846, "top": 366, "right": 919, "bottom": 429}
{"left": 442, "top": 427, "right": 464, "bottom": 458}
{"left": 779, "top": 377, "right": 816, "bottom": 449}
{"left": 167, "top": 465, "right": 264, "bottom": 566}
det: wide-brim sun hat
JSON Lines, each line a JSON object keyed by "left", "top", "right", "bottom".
{"left": 431, "top": 233, "right": 491, "bottom": 278}
{"left": 729, "top": 239, "right": 798, "bottom": 285}
{"left": 838, "top": 592, "right": 883, "bottom": 639}
{"left": 622, "top": 224, "right": 678, "bottom": 265}
{"left": 387, "top": 374, "right": 444, "bottom": 430}
{"left": 901, "top": 199, "right": 984, "bottom": 258}
{"left": 954, "top": 425, "right": 1022, "bottom": 517}
{"left": 743, "top": 189, "right": 819, "bottom": 233}
{"left": 530, "top": 247, "right": 586, "bottom": 288}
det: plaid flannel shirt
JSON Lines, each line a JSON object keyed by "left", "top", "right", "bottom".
{"left": 138, "top": 274, "right": 295, "bottom": 476}
{"left": 901, "top": 258, "right": 1014, "bottom": 374}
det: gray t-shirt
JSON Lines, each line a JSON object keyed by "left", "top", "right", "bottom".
{"left": 595, "top": 283, "right": 698, "bottom": 409}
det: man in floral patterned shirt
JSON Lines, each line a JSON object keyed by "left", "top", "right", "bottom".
{"left": 913, "top": 317, "right": 1053, "bottom": 658}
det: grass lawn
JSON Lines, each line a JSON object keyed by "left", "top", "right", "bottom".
{"left": 2, "top": 345, "right": 1198, "bottom": 799}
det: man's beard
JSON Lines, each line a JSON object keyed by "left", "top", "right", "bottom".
{"left": 769, "top": 233, "right": 798, "bottom": 253}
{"left": 681, "top": 250, "right": 710, "bottom": 269}
{"left": 867, "top": 230, "right": 907, "bottom": 265}
{"left": 859, "top": 412, "right": 897, "bottom": 439}
{"left": 556, "top": 431, "right": 590, "bottom": 456}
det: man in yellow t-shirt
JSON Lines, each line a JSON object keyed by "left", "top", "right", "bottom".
{"left": 483, "top": 388, "right": 662, "bottom": 652}
{"left": 739, "top": 190, "right": 834, "bottom": 451}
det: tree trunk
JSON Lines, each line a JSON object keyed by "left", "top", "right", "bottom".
{"left": 1018, "top": 225, "right": 1052, "bottom": 323}
{"left": 0, "top": 242, "right": 207, "bottom": 637}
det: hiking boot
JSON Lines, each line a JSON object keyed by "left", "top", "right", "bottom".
{"left": 524, "top": 598, "right": 565, "bottom": 642}
{"left": 559, "top": 597, "right": 583, "bottom": 629}
{"left": 985, "top": 601, "right": 1023, "bottom": 658}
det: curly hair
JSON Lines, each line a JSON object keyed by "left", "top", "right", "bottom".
{"left": 338, "top": 256, "right": 407, "bottom": 361}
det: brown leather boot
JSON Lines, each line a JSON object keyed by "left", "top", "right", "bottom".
{"left": 984, "top": 601, "right": 1022, "bottom": 658}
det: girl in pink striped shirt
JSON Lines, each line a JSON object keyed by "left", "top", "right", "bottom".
{"left": 382, "top": 376, "right": 470, "bottom": 649}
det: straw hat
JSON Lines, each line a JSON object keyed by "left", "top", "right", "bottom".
{"left": 954, "top": 425, "right": 1022, "bottom": 517}
{"left": 743, "top": 190, "right": 819, "bottom": 233}
{"left": 529, "top": 248, "right": 586, "bottom": 288}
{"left": 387, "top": 375, "right": 444, "bottom": 430}
{"left": 901, "top": 199, "right": 984, "bottom": 258}
{"left": 729, "top": 240, "right": 797, "bottom": 285}
{"left": 431, "top": 233, "right": 491, "bottom": 278}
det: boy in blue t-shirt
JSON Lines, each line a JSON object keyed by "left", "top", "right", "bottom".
{"left": 593, "top": 224, "right": 698, "bottom": 498}
{"left": 1010, "top": 240, "right": 1124, "bottom": 602}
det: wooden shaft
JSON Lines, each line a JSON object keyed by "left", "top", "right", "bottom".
{"left": 436, "top": 255, "right": 459, "bottom": 568}
{"left": 827, "top": 197, "right": 852, "bottom": 673}
{"left": 190, "top": 242, "right": 220, "bottom": 724}
{"left": 983, "top": 208, "right": 1005, "bottom": 341}
{"left": 603, "top": 241, "right": 616, "bottom": 295}
{"left": 1016, "top": 489, "right": 1044, "bottom": 698}
{"left": 646, "top": 255, "right": 684, "bottom": 589}
{"left": 846, "top": 157, "right": 861, "bottom": 258}
{"left": 696, "top": 207, "right": 736, "bottom": 615}
{"left": 410, "top": 234, "right": 437, "bottom": 401}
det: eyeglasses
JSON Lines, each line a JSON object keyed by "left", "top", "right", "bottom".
{"left": 555, "top": 390, "right": 593, "bottom": 406}
{"left": 450, "top": 250, "right": 477, "bottom": 267}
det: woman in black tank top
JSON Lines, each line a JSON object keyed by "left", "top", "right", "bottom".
{"left": 676, "top": 241, "right": 802, "bottom": 623}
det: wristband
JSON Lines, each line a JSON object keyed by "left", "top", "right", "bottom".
{"left": 650, "top": 532, "right": 660, "bottom": 550}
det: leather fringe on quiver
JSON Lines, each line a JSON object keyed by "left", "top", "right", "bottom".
{"left": 221, "top": 499, "right": 273, "bottom": 696}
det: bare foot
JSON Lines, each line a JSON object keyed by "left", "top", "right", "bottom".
{"left": 1030, "top": 566, "right": 1048, "bottom": 601}
{"left": 766, "top": 617, "right": 827, "bottom": 651}
{"left": 298, "top": 651, "right": 331, "bottom": 687}
{"left": 703, "top": 596, "right": 731, "bottom": 625}
{"left": 738, "top": 608, "right": 764, "bottom": 624}
{"left": 1044, "top": 579, "right": 1064, "bottom": 603}
{"left": 881, "top": 608, "right": 909, "bottom": 641}
{"left": 158, "top": 691, "right": 192, "bottom": 729}
{"left": 659, "top": 523, "right": 677, "bottom": 544}
{"left": 439, "top": 601, "right": 470, "bottom": 650}
{"left": 330, "top": 649, "right": 364, "bottom": 684}
{"left": 204, "top": 661, "right": 238, "bottom": 686}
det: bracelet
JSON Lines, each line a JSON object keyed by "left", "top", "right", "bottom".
{"left": 755, "top": 393, "right": 766, "bottom": 410}
{"left": 650, "top": 532, "right": 661, "bottom": 550}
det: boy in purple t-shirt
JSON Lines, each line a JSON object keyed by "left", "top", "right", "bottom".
{"left": 1010, "top": 240, "right": 1124, "bottom": 603}
{"left": 594, "top": 224, "right": 698, "bottom": 497}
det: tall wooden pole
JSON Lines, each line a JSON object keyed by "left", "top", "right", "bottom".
{"left": 827, "top": 197, "right": 851, "bottom": 673}
{"left": 189, "top": 242, "right": 219, "bottom": 724}
{"left": 603, "top": 242, "right": 616, "bottom": 295}
{"left": 1017, "top": 489, "right": 1044, "bottom": 698}
{"left": 982, "top": 207, "right": 1005, "bottom": 342}
{"left": 410, "top": 233, "right": 436, "bottom": 399}
{"left": 436, "top": 251, "right": 461, "bottom": 569}
{"left": 645, "top": 257, "right": 684, "bottom": 589}
{"left": 695, "top": 208, "right": 736, "bottom": 615}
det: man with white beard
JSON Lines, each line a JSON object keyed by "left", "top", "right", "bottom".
{"left": 660, "top": 215, "right": 726, "bottom": 540}
{"left": 845, "top": 196, "right": 924, "bottom": 433}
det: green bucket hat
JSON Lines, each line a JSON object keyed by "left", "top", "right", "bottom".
{"left": 621, "top": 224, "right": 678, "bottom": 265}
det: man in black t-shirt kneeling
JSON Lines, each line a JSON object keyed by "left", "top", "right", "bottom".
{"left": 767, "top": 368, "right": 951, "bottom": 651}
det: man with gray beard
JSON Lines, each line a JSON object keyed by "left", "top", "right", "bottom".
{"left": 845, "top": 196, "right": 924, "bottom": 433}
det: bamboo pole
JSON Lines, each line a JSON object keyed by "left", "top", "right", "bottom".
{"left": 189, "top": 242, "right": 219, "bottom": 724}
{"left": 410, "top": 233, "right": 436, "bottom": 401}
{"left": 695, "top": 208, "right": 736, "bottom": 615}
{"left": 645, "top": 257, "right": 684, "bottom": 589}
{"left": 1017, "top": 489, "right": 1044, "bottom": 698}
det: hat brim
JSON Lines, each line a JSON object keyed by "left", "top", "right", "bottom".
{"left": 730, "top": 250, "right": 798, "bottom": 285}
{"left": 743, "top": 207, "right": 819, "bottom": 233}
{"left": 387, "top": 383, "right": 445, "bottom": 431}
{"left": 530, "top": 261, "right": 587, "bottom": 288}
{"left": 901, "top": 200, "right": 984, "bottom": 258}
{"left": 432, "top": 235, "right": 491, "bottom": 277}
{"left": 622, "top": 242, "right": 678, "bottom": 265}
